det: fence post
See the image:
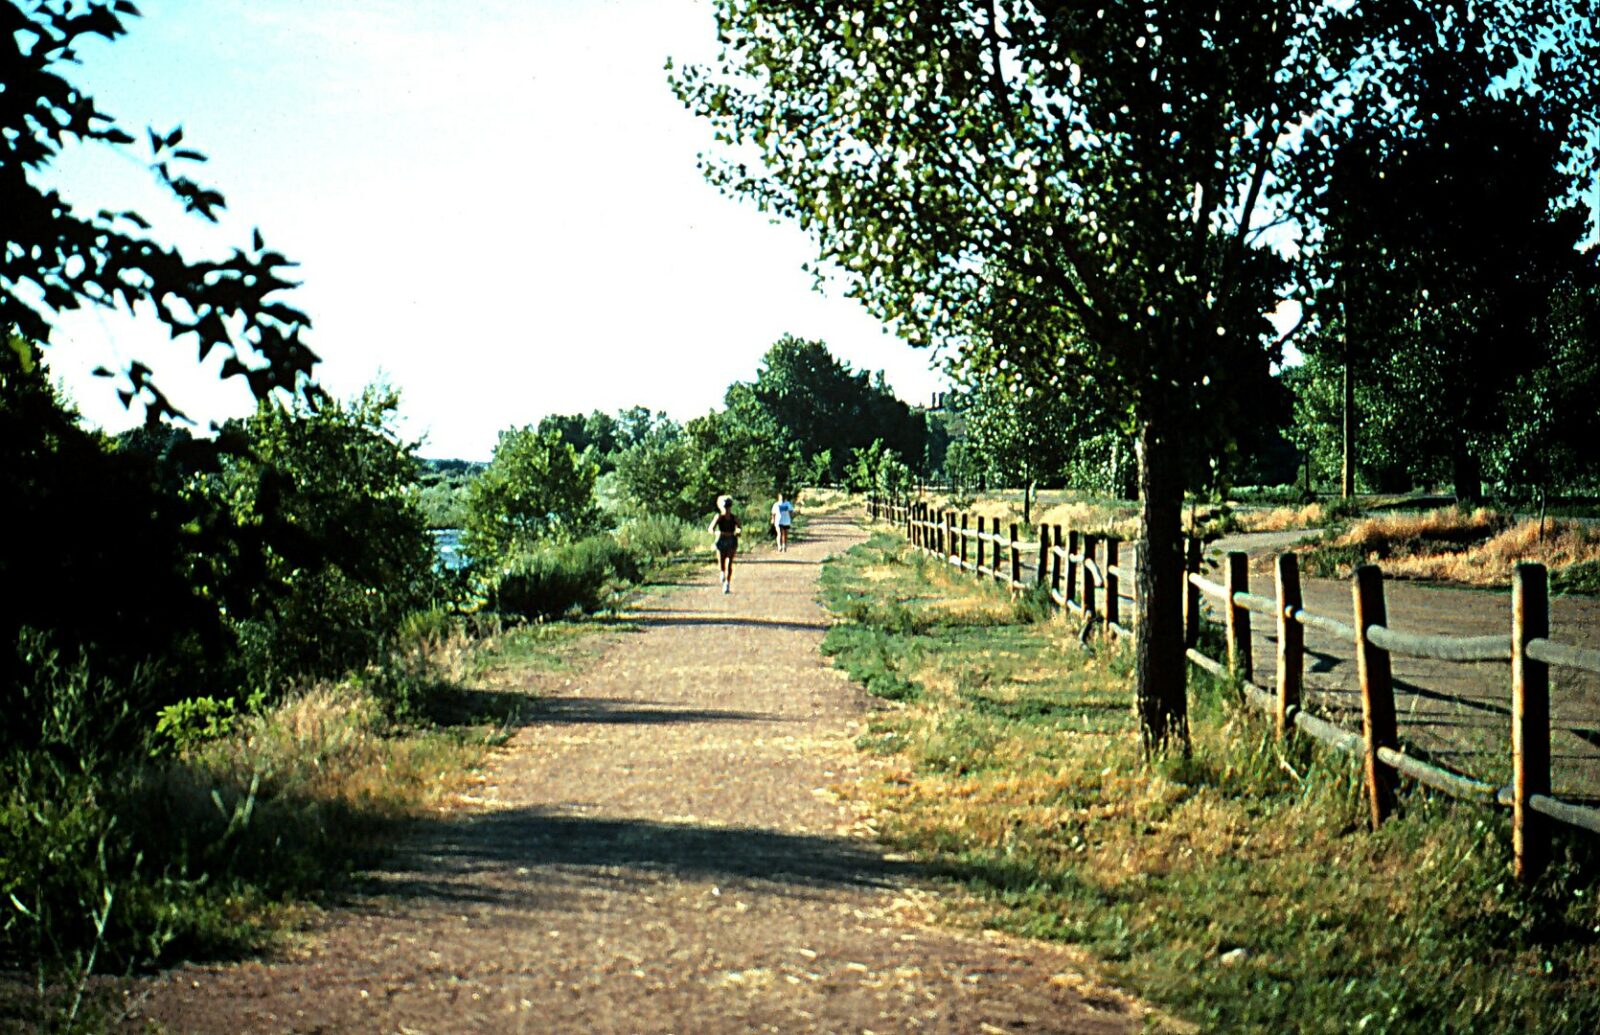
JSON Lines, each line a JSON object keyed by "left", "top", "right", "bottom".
{"left": 1225, "top": 551, "right": 1253, "bottom": 683}
{"left": 1104, "top": 538, "right": 1120, "bottom": 631}
{"left": 990, "top": 522, "right": 1000, "bottom": 584}
{"left": 1050, "top": 525, "right": 1063, "bottom": 605}
{"left": 1009, "top": 523, "right": 1021, "bottom": 588}
{"left": 1512, "top": 562, "right": 1551, "bottom": 884}
{"left": 1066, "top": 529, "right": 1080, "bottom": 609}
{"left": 1036, "top": 524, "right": 1049, "bottom": 586}
{"left": 905, "top": 502, "right": 913, "bottom": 545}
{"left": 1184, "top": 536, "right": 1202, "bottom": 648}
{"left": 1082, "top": 533, "right": 1099, "bottom": 624}
{"left": 977, "top": 516, "right": 988, "bottom": 578}
{"left": 960, "top": 513, "right": 970, "bottom": 570}
{"left": 1353, "top": 564, "right": 1399, "bottom": 829}
{"left": 939, "top": 511, "right": 949, "bottom": 564}
{"left": 1275, "top": 552, "right": 1303, "bottom": 738}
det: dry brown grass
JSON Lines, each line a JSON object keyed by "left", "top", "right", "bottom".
{"left": 1384, "top": 520, "right": 1600, "bottom": 584}
{"left": 1035, "top": 500, "right": 1141, "bottom": 538}
{"left": 182, "top": 685, "right": 480, "bottom": 814}
{"left": 1322, "top": 508, "right": 1600, "bottom": 585}
{"left": 1232, "top": 503, "right": 1330, "bottom": 533}
{"left": 1345, "top": 506, "right": 1507, "bottom": 545}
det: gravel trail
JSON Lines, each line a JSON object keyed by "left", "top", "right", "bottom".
{"left": 119, "top": 513, "right": 1142, "bottom": 1035}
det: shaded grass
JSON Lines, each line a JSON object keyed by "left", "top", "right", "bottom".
{"left": 821, "top": 531, "right": 1600, "bottom": 1034}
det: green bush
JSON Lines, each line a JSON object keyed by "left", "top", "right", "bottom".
{"left": 153, "top": 696, "right": 241, "bottom": 755}
{"left": 203, "top": 387, "right": 442, "bottom": 694}
{"left": 1, "top": 638, "right": 174, "bottom": 980}
{"left": 489, "top": 536, "right": 639, "bottom": 620}
{"left": 615, "top": 514, "right": 698, "bottom": 561}
{"left": 1553, "top": 559, "right": 1600, "bottom": 596}
{"left": 462, "top": 426, "right": 601, "bottom": 562}
{"left": 1230, "top": 483, "right": 1315, "bottom": 505}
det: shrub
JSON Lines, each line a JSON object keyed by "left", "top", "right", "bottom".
{"left": 154, "top": 696, "right": 241, "bottom": 755}
{"left": 1230, "top": 483, "right": 1315, "bottom": 506}
{"left": 462, "top": 426, "right": 601, "bottom": 562}
{"left": 615, "top": 514, "right": 698, "bottom": 562}
{"left": 209, "top": 386, "right": 441, "bottom": 692}
{"left": 489, "top": 535, "right": 639, "bottom": 620}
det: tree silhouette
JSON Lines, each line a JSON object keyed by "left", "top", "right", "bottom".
{"left": 3, "top": 0, "right": 316, "bottom": 423}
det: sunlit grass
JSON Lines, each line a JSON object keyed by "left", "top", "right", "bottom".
{"left": 821, "top": 530, "right": 1600, "bottom": 1033}
{"left": 1304, "top": 508, "right": 1600, "bottom": 587}
{"left": 1231, "top": 502, "right": 1331, "bottom": 532}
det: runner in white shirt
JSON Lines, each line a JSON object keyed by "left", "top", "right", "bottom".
{"left": 770, "top": 493, "right": 795, "bottom": 552}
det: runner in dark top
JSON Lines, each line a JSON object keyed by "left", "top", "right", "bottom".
{"left": 709, "top": 494, "right": 742, "bottom": 593}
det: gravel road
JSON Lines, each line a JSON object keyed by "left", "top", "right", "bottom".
{"left": 116, "top": 513, "right": 1146, "bottom": 1035}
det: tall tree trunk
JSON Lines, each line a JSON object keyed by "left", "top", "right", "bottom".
{"left": 1452, "top": 443, "right": 1481, "bottom": 504}
{"left": 1134, "top": 415, "right": 1190, "bottom": 755}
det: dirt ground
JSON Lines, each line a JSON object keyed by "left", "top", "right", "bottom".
{"left": 114, "top": 514, "right": 1149, "bottom": 1035}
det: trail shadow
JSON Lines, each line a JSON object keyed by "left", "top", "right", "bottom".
{"left": 629, "top": 614, "right": 830, "bottom": 634}
{"left": 355, "top": 809, "right": 925, "bottom": 909}
{"left": 529, "top": 695, "right": 781, "bottom": 726}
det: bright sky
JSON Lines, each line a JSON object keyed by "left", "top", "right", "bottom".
{"left": 40, "top": 0, "right": 946, "bottom": 461}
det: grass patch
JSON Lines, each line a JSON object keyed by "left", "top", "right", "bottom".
{"left": 1301, "top": 508, "right": 1600, "bottom": 589}
{"left": 2, "top": 596, "right": 636, "bottom": 1029}
{"left": 820, "top": 530, "right": 1600, "bottom": 1033}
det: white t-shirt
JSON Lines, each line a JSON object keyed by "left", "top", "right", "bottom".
{"left": 772, "top": 500, "right": 794, "bottom": 526}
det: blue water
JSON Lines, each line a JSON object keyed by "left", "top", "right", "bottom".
{"left": 432, "top": 528, "right": 468, "bottom": 570}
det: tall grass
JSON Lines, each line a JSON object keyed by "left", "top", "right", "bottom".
{"left": 1304, "top": 508, "right": 1600, "bottom": 586}
{"left": 487, "top": 519, "right": 701, "bottom": 622}
{"left": 821, "top": 532, "right": 1600, "bottom": 1033}
{"left": 0, "top": 605, "right": 615, "bottom": 1028}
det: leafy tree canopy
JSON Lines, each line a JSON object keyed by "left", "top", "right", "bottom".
{"left": 1304, "top": 83, "right": 1598, "bottom": 499}
{"left": 733, "top": 334, "right": 926, "bottom": 483}
{"left": 462, "top": 427, "right": 600, "bottom": 563}
{"left": 673, "top": 0, "right": 1597, "bottom": 751}
{"left": 3, "top": 0, "right": 316, "bottom": 423}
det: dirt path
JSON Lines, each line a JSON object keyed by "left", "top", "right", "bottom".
{"left": 119, "top": 514, "right": 1143, "bottom": 1035}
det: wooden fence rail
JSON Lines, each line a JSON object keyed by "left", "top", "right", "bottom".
{"left": 865, "top": 497, "right": 1137, "bottom": 638}
{"left": 866, "top": 494, "right": 1600, "bottom": 882}
{"left": 1187, "top": 548, "right": 1600, "bottom": 882}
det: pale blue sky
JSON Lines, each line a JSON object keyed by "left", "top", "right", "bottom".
{"left": 42, "top": 0, "right": 946, "bottom": 460}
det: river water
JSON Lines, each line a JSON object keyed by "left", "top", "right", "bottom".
{"left": 432, "top": 528, "right": 468, "bottom": 570}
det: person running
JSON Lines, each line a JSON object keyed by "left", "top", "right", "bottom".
{"left": 770, "top": 492, "right": 795, "bottom": 552}
{"left": 709, "top": 494, "right": 741, "bottom": 593}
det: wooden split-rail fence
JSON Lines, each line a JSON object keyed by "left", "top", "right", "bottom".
{"left": 866, "top": 496, "right": 1600, "bottom": 882}
{"left": 865, "top": 497, "right": 1138, "bottom": 635}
